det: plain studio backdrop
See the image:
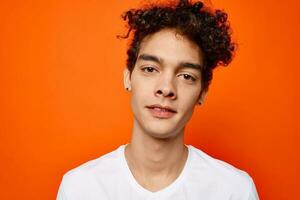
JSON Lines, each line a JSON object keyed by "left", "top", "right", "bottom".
{"left": 0, "top": 0, "right": 299, "bottom": 199}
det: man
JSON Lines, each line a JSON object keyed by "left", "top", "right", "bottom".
{"left": 57, "top": 0, "right": 259, "bottom": 199}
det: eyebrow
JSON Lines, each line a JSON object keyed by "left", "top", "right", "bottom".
{"left": 180, "top": 62, "right": 203, "bottom": 71}
{"left": 137, "top": 54, "right": 162, "bottom": 64}
{"left": 137, "top": 53, "right": 203, "bottom": 71}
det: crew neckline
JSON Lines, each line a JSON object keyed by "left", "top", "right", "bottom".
{"left": 118, "top": 143, "right": 192, "bottom": 198}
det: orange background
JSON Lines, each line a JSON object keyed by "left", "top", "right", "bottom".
{"left": 0, "top": 0, "right": 299, "bottom": 199}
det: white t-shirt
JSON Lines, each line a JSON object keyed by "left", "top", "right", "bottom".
{"left": 57, "top": 144, "right": 259, "bottom": 200}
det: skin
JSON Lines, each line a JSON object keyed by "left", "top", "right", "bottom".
{"left": 123, "top": 28, "right": 207, "bottom": 192}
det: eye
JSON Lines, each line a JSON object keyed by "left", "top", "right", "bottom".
{"left": 141, "top": 66, "right": 157, "bottom": 73}
{"left": 179, "top": 74, "right": 196, "bottom": 82}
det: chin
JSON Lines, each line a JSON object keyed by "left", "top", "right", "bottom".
{"left": 147, "top": 131, "right": 177, "bottom": 140}
{"left": 133, "top": 111, "right": 185, "bottom": 139}
{"left": 144, "top": 122, "right": 183, "bottom": 140}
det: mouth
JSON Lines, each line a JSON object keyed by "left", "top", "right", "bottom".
{"left": 145, "top": 104, "right": 177, "bottom": 119}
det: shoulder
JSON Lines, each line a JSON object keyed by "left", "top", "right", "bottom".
{"left": 57, "top": 145, "right": 124, "bottom": 199}
{"left": 187, "top": 145, "right": 259, "bottom": 199}
{"left": 64, "top": 145, "right": 121, "bottom": 180}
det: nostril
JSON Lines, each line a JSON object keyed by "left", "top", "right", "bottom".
{"left": 168, "top": 92, "right": 174, "bottom": 97}
{"left": 156, "top": 89, "right": 176, "bottom": 99}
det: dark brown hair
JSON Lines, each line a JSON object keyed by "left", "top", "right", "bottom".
{"left": 119, "top": 0, "right": 235, "bottom": 92}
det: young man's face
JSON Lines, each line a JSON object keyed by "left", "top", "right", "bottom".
{"left": 124, "top": 28, "right": 206, "bottom": 139}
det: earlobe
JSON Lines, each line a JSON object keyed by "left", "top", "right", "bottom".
{"left": 123, "top": 68, "right": 131, "bottom": 91}
{"left": 198, "top": 89, "right": 208, "bottom": 105}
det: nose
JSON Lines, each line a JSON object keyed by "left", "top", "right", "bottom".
{"left": 155, "top": 75, "right": 177, "bottom": 100}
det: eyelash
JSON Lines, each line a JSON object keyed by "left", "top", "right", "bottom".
{"left": 141, "top": 66, "right": 197, "bottom": 82}
{"left": 179, "top": 74, "right": 196, "bottom": 82}
{"left": 141, "top": 66, "right": 157, "bottom": 73}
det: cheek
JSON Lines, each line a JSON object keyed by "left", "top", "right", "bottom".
{"left": 178, "top": 85, "right": 201, "bottom": 108}
{"left": 181, "top": 97, "right": 197, "bottom": 113}
{"left": 130, "top": 83, "right": 153, "bottom": 121}
{"left": 131, "top": 74, "right": 154, "bottom": 99}
{"left": 131, "top": 81, "right": 152, "bottom": 108}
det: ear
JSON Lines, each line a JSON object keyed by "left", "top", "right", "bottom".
{"left": 123, "top": 68, "right": 131, "bottom": 91}
{"left": 198, "top": 89, "right": 208, "bottom": 105}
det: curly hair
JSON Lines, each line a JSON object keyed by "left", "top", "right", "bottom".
{"left": 119, "top": 0, "right": 235, "bottom": 92}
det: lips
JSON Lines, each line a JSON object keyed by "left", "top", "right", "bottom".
{"left": 146, "top": 104, "right": 177, "bottom": 118}
{"left": 146, "top": 104, "right": 177, "bottom": 112}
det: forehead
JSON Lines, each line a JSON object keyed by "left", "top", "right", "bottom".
{"left": 138, "top": 29, "right": 204, "bottom": 65}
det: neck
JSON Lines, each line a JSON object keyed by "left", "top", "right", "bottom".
{"left": 125, "top": 120, "right": 188, "bottom": 182}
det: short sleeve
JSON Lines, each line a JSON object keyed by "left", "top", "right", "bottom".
{"left": 247, "top": 178, "right": 259, "bottom": 200}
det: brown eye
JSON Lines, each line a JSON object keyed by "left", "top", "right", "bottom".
{"left": 181, "top": 74, "right": 196, "bottom": 82}
{"left": 142, "top": 66, "right": 156, "bottom": 73}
